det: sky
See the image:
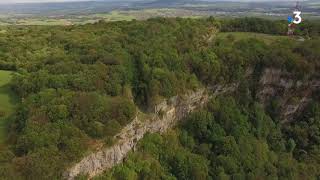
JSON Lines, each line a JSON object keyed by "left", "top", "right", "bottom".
{"left": 0, "top": 0, "right": 91, "bottom": 3}
{"left": 0, "top": 0, "right": 300, "bottom": 3}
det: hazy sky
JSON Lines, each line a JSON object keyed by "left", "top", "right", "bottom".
{"left": 0, "top": 0, "right": 301, "bottom": 3}
{"left": 0, "top": 0, "right": 90, "bottom": 3}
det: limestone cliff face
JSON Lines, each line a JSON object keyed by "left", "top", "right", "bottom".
{"left": 64, "top": 89, "right": 211, "bottom": 179}
{"left": 64, "top": 68, "right": 319, "bottom": 179}
{"left": 257, "top": 68, "right": 320, "bottom": 123}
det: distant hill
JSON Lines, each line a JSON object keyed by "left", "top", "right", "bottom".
{"left": 0, "top": 1, "right": 130, "bottom": 16}
{"left": 0, "top": 0, "right": 318, "bottom": 18}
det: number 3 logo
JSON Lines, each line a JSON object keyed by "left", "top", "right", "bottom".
{"left": 293, "top": 11, "right": 302, "bottom": 24}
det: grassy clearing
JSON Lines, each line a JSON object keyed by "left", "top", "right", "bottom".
{"left": 89, "top": 11, "right": 135, "bottom": 21}
{"left": 0, "top": 70, "right": 17, "bottom": 144}
{"left": 217, "top": 32, "right": 289, "bottom": 44}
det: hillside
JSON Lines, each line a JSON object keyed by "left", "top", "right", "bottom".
{"left": 0, "top": 17, "right": 319, "bottom": 179}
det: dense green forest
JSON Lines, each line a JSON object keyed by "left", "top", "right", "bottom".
{"left": 0, "top": 17, "right": 319, "bottom": 179}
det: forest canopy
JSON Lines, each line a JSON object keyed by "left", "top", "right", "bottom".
{"left": 0, "top": 17, "right": 319, "bottom": 179}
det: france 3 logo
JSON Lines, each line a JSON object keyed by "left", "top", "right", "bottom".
{"left": 288, "top": 11, "right": 302, "bottom": 25}
{"left": 288, "top": 2, "right": 302, "bottom": 25}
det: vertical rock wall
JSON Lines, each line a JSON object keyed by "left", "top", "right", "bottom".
{"left": 64, "top": 68, "right": 319, "bottom": 179}
{"left": 64, "top": 89, "right": 209, "bottom": 179}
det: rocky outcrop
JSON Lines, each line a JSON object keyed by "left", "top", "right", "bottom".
{"left": 64, "top": 89, "right": 213, "bottom": 179}
{"left": 64, "top": 68, "right": 319, "bottom": 179}
{"left": 257, "top": 68, "right": 320, "bottom": 123}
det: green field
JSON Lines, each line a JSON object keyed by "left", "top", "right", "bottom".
{"left": 0, "top": 70, "right": 16, "bottom": 143}
{"left": 217, "top": 32, "right": 289, "bottom": 44}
